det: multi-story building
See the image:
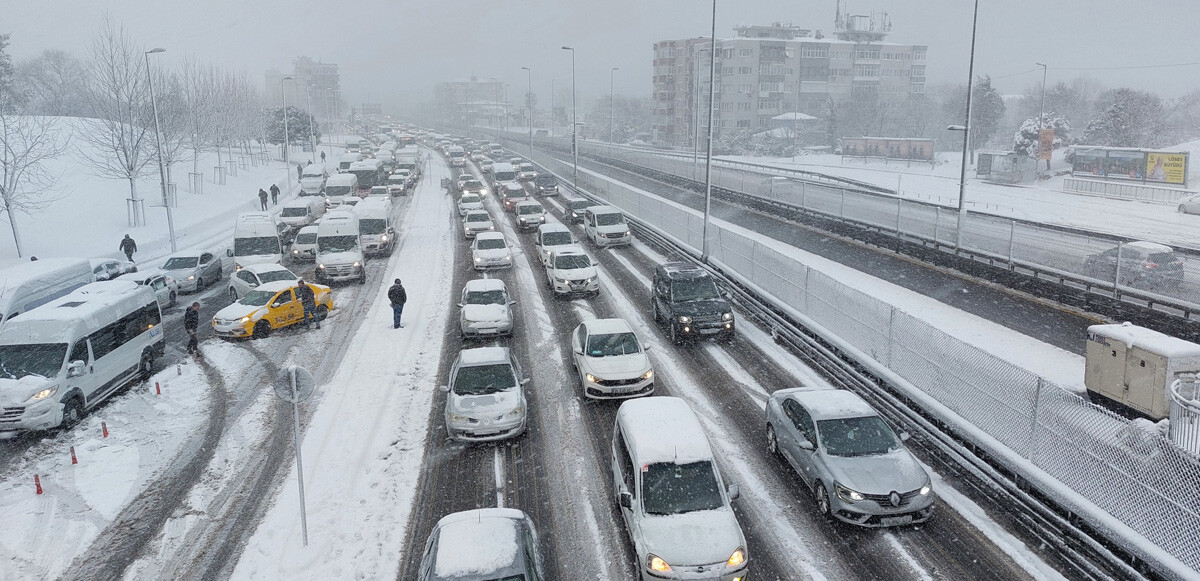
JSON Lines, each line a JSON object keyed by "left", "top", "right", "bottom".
{"left": 434, "top": 77, "right": 506, "bottom": 128}
{"left": 265, "top": 56, "right": 342, "bottom": 125}
{"left": 652, "top": 8, "right": 927, "bottom": 147}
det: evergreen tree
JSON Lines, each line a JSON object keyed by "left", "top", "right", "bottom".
{"left": 265, "top": 105, "right": 321, "bottom": 145}
{"left": 1083, "top": 88, "right": 1165, "bottom": 147}
{"left": 968, "top": 75, "right": 1005, "bottom": 158}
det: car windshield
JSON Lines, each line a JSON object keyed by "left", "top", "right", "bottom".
{"left": 464, "top": 180, "right": 483, "bottom": 189}
{"left": 370, "top": 187, "right": 388, "bottom": 196}
{"left": 318, "top": 235, "right": 359, "bottom": 253}
{"left": 453, "top": 363, "right": 516, "bottom": 395}
{"left": 360, "top": 218, "right": 386, "bottom": 235}
{"left": 541, "top": 232, "right": 572, "bottom": 246}
{"left": 596, "top": 212, "right": 625, "bottom": 226}
{"left": 466, "top": 213, "right": 490, "bottom": 224}
{"left": 536, "top": 175, "right": 555, "bottom": 185}
{"left": 258, "top": 269, "right": 297, "bottom": 284}
{"left": 817, "top": 416, "right": 900, "bottom": 457}
{"left": 569, "top": 201, "right": 591, "bottom": 210}
{"left": 460, "top": 195, "right": 480, "bottom": 204}
{"left": 586, "top": 332, "right": 640, "bottom": 357}
{"left": 238, "top": 290, "right": 277, "bottom": 307}
{"left": 465, "top": 290, "right": 506, "bottom": 305}
{"left": 295, "top": 232, "right": 317, "bottom": 244}
{"left": 555, "top": 254, "right": 591, "bottom": 270}
{"left": 281, "top": 207, "right": 308, "bottom": 217}
{"left": 476, "top": 238, "right": 507, "bottom": 250}
{"left": 641, "top": 461, "right": 724, "bottom": 515}
{"left": 234, "top": 237, "right": 281, "bottom": 256}
{"left": 163, "top": 256, "right": 198, "bottom": 269}
{"left": 672, "top": 277, "right": 720, "bottom": 302}
{"left": 518, "top": 205, "right": 542, "bottom": 215}
{"left": 0, "top": 343, "right": 67, "bottom": 379}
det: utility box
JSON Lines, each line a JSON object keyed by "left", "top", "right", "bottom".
{"left": 1085, "top": 323, "right": 1200, "bottom": 419}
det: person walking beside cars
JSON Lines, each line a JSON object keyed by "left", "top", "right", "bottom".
{"left": 388, "top": 278, "right": 407, "bottom": 329}
{"left": 270, "top": 183, "right": 280, "bottom": 206}
{"left": 184, "top": 302, "right": 201, "bottom": 355}
{"left": 258, "top": 188, "right": 269, "bottom": 211}
{"left": 296, "top": 279, "right": 320, "bottom": 330}
{"left": 119, "top": 234, "right": 137, "bottom": 261}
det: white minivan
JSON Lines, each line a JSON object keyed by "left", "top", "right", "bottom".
{"left": 355, "top": 197, "right": 396, "bottom": 256}
{"left": 612, "top": 397, "right": 748, "bottom": 580}
{"left": 0, "top": 281, "right": 165, "bottom": 433}
{"left": 230, "top": 211, "right": 284, "bottom": 270}
{"left": 316, "top": 208, "right": 366, "bottom": 284}
{"left": 0, "top": 258, "right": 94, "bottom": 324}
{"left": 299, "top": 163, "right": 328, "bottom": 195}
{"left": 279, "top": 198, "right": 326, "bottom": 230}
{"left": 323, "top": 173, "right": 359, "bottom": 207}
{"left": 584, "top": 205, "right": 632, "bottom": 247}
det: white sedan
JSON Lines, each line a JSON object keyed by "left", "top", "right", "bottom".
{"left": 458, "top": 278, "right": 516, "bottom": 339}
{"left": 471, "top": 232, "right": 513, "bottom": 271}
{"left": 228, "top": 262, "right": 299, "bottom": 300}
{"left": 545, "top": 245, "right": 599, "bottom": 297}
{"left": 116, "top": 268, "right": 178, "bottom": 309}
{"left": 570, "top": 318, "right": 654, "bottom": 399}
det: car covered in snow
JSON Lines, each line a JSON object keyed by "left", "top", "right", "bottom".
{"left": 457, "top": 278, "right": 515, "bottom": 340}
{"left": 89, "top": 258, "right": 137, "bottom": 281}
{"left": 544, "top": 245, "right": 598, "bottom": 297}
{"left": 571, "top": 318, "right": 653, "bottom": 399}
{"left": 513, "top": 200, "right": 545, "bottom": 231}
{"left": 227, "top": 263, "right": 299, "bottom": 301}
{"left": 211, "top": 280, "right": 332, "bottom": 339}
{"left": 290, "top": 225, "right": 319, "bottom": 262}
{"left": 457, "top": 193, "right": 483, "bottom": 217}
{"left": 416, "top": 508, "right": 544, "bottom": 581}
{"left": 441, "top": 346, "right": 528, "bottom": 442}
{"left": 115, "top": 267, "right": 178, "bottom": 309}
{"left": 471, "top": 232, "right": 513, "bottom": 271}
{"left": 462, "top": 210, "right": 495, "bottom": 239}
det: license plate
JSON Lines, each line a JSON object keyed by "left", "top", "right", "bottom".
{"left": 880, "top": 515, "right": 912, "bottom": 526}
{"left": 699, "top": 327, "right": 723, "bottom": 335}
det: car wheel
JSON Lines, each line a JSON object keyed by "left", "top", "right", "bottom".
{"left": 139, "top": 349, "right": 155, "bottom": 381}
{"left": 1180, "top": 205, "right": 1188, "bottom": 214}
{"left": 228, "top": 287, "right": 238, "bottom": 301}
{"left": 196, "top": 277, "right": 203, "bottom": 290}
{"left": 253, "top": 320, "right": 271, "bottom": 339}
{"left": 61, "top": 396, "right": 86, "bottom": 428}
{"left": 358, "top": 273, "right": 367, "bottom": 285}
{"left": 815, "top": 482, "right": 832, "bottom": 518}
{"left": 316, "top": 305, "right": 329, "bottom": 321}
{"left": 767, "top": 424, "right": 780, "bottom": 456}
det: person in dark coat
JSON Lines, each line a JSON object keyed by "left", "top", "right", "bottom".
{"left": 184, "top": 302, "right": 201, "bottom": 354}
{"left": 388, "top": 278, "right": 407, "bottom": 329}
{"left": 297, "top": 163, "right": 304, "bottom": 180}
{"left": 258, "top": 188, "right": 268, "bottom": 210}
{"left": 119, "top": 234, "right": 137, "bottom": 261}
{"left": 295, "top": 279, "right": 320, "bottom": 330}
{"left": 320, "top": 150, "right": 326, "bottom": 163}
{"left": 270, "top": 184, "right": 280, "bottom": 205}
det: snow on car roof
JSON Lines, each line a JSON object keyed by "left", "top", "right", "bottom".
{"left": 433, "top": 510, "right": 520, "bottom": 577}
{"left": 242, "top": 263, "right": 293, "bottom": 275}
{"left": 282, "top": 199, "right": 313, "bottom": 209}
{"left": 585, "top": 318, "right": 634, "bottom": 335}
{"left": 464, "top": 278, "right": 507, "bottom": 292}
{"left": 459, "top": 346, "right": 510, "bottom": 366}
{"left": 617, "top": 396, "right": 713, "bottom": 465}
{"left": 475, "top": 231, "right": 505, "bottom": 241}
{"left": 791, "top": 389, "right": 877, "bottom": 421}
{"left": 515, "top": 200, "right": 542, "bottom": 209}
{"left": 550, "top": 245, "right": 587, "bottom": 258}
{"left": 503, "top": 183, "right": 525, "bottom": 192}
{"left": 257, "top": 280, "right": 305, "bottom": 293}
{"left": 538, "top": 223, "right": 570, "bottom": 233}
{"left": 1089, "top": 323, "right": 1200, "bottom": 358}
{"left": 1125, "top": 241, "right": 1174, "bottom": 254}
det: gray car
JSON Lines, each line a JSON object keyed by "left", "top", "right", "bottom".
{"left": 765, "top": 386, "right": 934, "bottom": 527}
{"left": 417, "top": 508, "right": 544, "bottom": 580}
{"left": 160, "top": 251, "right": 223, "bottom": 293}
{"left": 441, "top": 346, "right": 528, "bottom": 442}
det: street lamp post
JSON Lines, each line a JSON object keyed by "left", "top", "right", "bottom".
{"left": 609, "top": 67, "right": 620, "bottom": 150}
{"left": 953, "top": 0, "right": 980, "bottom": 250}
{"left": 144, "top": 47, "right": 177, "bottom": 252}
{"left": 304, "top": 82, "right": 318, "bottom": 164}
{"left": 701, "top": 0, "right": 718, "bottom": 261}
{"left": 550, "top": 77, "right": 556, "bottom": 139}
{"left": 521, "top": 66, "right": 533, "bottom": 156}
{"left": 562, "top": 45, "right": 578, "bottom": 185}
{"left": 282, "top": 75, "right": 294, "bottom": 197}
{"left": 1036, "top": 61, "right": 1048, "bottom": 172}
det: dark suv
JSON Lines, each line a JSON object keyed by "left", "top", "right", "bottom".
{"left": 651, "top": 262, "right": 735, "bottom": 343}
{"left": 534, "top": 174, "right": 558, "bottom": 196}
{"left": 1083, "top": 240, "right": 1185, "bottom": 291}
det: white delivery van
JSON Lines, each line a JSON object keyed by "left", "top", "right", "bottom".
{"left": 0, "top": 281, "right": 165, "bottom": 433}
{"left": 299, "top": 164, "right": 329, "bottom": 195}
{"left": 584, "top": 205, "right": 632, "bottom": 247}
{"left": 279, "top": 198, "right": 326, "bottom": 229}
{"left": 355, "top": 197, "right": 396, "bottom": 256}
{"left": 316, "top": 208, "right": 366, "bottom": 284}
{"left": 338, "top": 152, "right": 361, "bottom": 173}
{"left": 490, "top": 162, "right": 517, "bottom": 188}
{"left": 446, "top": 145, "right": 467, "bottom": 167}
{"left": 230, "top": 212, "right": 284, "bottom": 270}
{"left": 324, "top": 173, "right": 359, "bottom": 207}
{"left": 1085, "top": 323, "right": 1200, "bottom": 419}
{"left": 0, "top": 258, "right": 94, "bottom": 324}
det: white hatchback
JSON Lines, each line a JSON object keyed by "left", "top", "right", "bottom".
{"left": 290, "top": 225, "right": 319, "bottom": 262}
{"left": 472, "top": 232, "right": 513, "bottom": 271}
{"left": 571, "top": 318, "right": 654, "bottom": 399}
{"left": 458, "top": 193, "right": 484, "bottom": 216}
{"left": 228, "top": 263, "right": 299, "bottom": 300}
{"left": 458, "top": 278, "right": 516, "bottom": 339}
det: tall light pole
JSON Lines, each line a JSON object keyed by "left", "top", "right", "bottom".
{"left": 1036, "top": 61, "right": 1048, "bottom": 172}
{"left": 609, "top": 67, "right": 620, "bottom": 149}
{"left": 282, "top": 75, "right": 294, "bottom": 197}
{"left": 701, "top": 0, "right": 718, "bottom": 261}
{"left": 550, "top": 77, "right": 556, "bottom": 139}
{"left": 953, "top": 0, "right": 979, "bottom": 251}
{"left": 521, "top": 66, "right": 533, "bottom": 156}
{"left": 562, "top": 45, "right": 578, "bottom": 185}
{"left": 304, "top": 82, "right": 317, "bottom": 164}
{"left": 144, "top": 47, "right": 177, "bottom": 252}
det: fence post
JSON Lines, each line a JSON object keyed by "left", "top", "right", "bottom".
{"left": 1114, "top": 241, "right": 1125, "bottom": 291}
{"left": 802, "top": 265, "right": 811, "bottom": 314}
{"left": 886, "top": 306, "right": 896, "bottom": 367}
{"left": 839, "top": 188, "right": 845, "bottom": 219}
{"left": 1007, "top": 220, "right": 1017, "bottom": 265}
{"left": 933, "top": 207, "right": 940, "bottom": 244}
{"left": 800, "top": 181, "right": 807, "bottom": 209}
{"left": 895, "top": 199, "right": 903, "bottom": 236}
{"left": 1027, "top": 377, "right": 1044, "bottom": 461}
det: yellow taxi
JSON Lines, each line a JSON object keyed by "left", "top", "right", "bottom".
{"left": 211, "top": 280, "right": 334, "bottom": 339}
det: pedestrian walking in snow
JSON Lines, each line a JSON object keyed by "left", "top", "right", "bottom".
{"left": 320, "top": 151, "right": 326, "bottom": 163}
{"left": 184, "top": 302, "right": 201, "bottom": 354}
{"left": 388, "top": 278, "right": 407, "bottom": 329}
{"left": 119, "top": 234, "right": 137, "bottom": 261}
{"left": 296, "top": 279, "right": 320, "bottom": 330}
{"left": 270, "top": 184, "right": 280, "bottom": 205}
{"left": 258, "top": 188, "right": 268, "bottom": 211}
{"left": 297, "top": 163, "right": 303, "bottom": 180}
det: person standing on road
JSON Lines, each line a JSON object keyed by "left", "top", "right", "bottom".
{"left": 270, "top": 183, "right": 280, "bottom": 206}
{"left": 320, "top": 150, "right": 326, "bottom": 163}
{"left": 184, "top": 302, "right": 201, "bottom": 355}
{"left": 295, "top": 279, "right": 320, "bottom": 330}
{"left": 388, "top": 278, "right": 407, "bottom": 329}
{"left": 258, "top": 188, "right": 268, "bottom": 211}
{"left": 119, "top": 234, "right": 137, "bottom": 261}
{"left": 296, "top": 163, "right": 304, "bottom": 180}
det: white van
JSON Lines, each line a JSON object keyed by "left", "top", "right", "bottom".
{"left": 584, "top": 205, "right": 632, "bottom": 247}
{"left": 0, "top": 258, "right": 94, "bottom": 324}
{"left": 324, "top": 173, "right": 359, "bottom": 207}
{"left": 0, "top": 281, "right": 165, "bottom": 433}
{"left": 338, "top": 152, "right": 361, "bottom": 173}
{"left": 490, "top": 162, "right": 517, "bottom": 188}
{"left": 316, "top": 209, "right": 366, "bottom": 284}
{"left": 300, "top": 164, "right": 328, "bottom": 195}
{"left": 611, "top": 397, "right": 748, "bottom": 579}
{"left": 230, "top": 212, "right": 284, "bottom": 270}
{"left": 446, "top": 145, "right": 467, "bottom": 167}
{"left": 279, "top": 198, "right": 326, "bottom": 229}
{"left": 355, "top": 197, "right": 396, "bottom": 256}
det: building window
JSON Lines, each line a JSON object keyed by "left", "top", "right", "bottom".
{"left": 854, "top": 46, "right": 881, "bottom": 60}
{"left": 737, "top": 102, "right": 751, "bottom": 111}
{"left": 737, "top": 48, "right": 753, "bottom": 57}
{"left": 854, "top": 64, "right": 880, "bottom": 77}
{"left": 801, "top": 45, "right": 828, "bottom": 58}
{"left": 911, "top": 65, "right": 926, "bottom": 78}
{"left": 721, "top": 66, "right": 735, "bottom": 75}
{"left": 737, "top": 119, "right": 751, "bottom": 128}
{"left": 759, "top": 82, "right": 781, "bottom": 92}
{"left": 914, "top": 47, "right": 927, "bottom": 60}
{"left": 910, "top": 83, "right": 925, "bottom": 94}
{"left": 738, "top": 66, "right": 752, "bottom": 75}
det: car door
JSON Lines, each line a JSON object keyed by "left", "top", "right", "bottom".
{"left": 198, "top": 253, "right": 215, "bottom": 283}
{"left": 572, "top": 324, "right": 588, "bottom": 380}
{"left": 611, "top": 429, "right": 642, "bottom": 547}
{"left": 786, "top": 399, "right": 819, "bottom": 486}
{"left": 150, "top": 275, "right": 169, "bottom": 307}
{"left": 234, "top": 270, "right": 257, "bottom": 297}
{"left": 269, "top": 289, "right": 299, "bottom": 327}
{"left": 1090, "top": 248, "right": 1119, "bottom": 279}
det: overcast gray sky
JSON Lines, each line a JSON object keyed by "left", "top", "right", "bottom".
{"left": 7, "top": 0, "right": 1200, "bottom": 110}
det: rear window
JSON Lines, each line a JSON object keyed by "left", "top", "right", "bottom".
{"left": 541, "top": 231, "right": 572, "bottom": 246}
{"left": 1149, "top": 252, "right": 1178, "bottom": 264}
{"left": 281, "top": 207, "right": 308, "bottom": 217}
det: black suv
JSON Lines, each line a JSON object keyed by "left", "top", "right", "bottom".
{"left": 651, "top": 262, "right": 735, "bottom": 343}
{"left": 534, "top": 174, "right": 558, "bottom": 196}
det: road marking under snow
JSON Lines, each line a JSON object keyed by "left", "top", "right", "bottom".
{"left": 884, "top": 532, "right": 935, "bottom": 581}
{"left": 494, "top": 446, "right": 505, "bottom": 509}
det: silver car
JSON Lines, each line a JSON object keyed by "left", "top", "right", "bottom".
{"left": 765, "top": 386, "right": 934, "bottom": 527}
{"left": 417, "top": 508, "right": 544, "bottom": 580}
{"left": 161, "top": 251, "right": 223, "bottom": 293}
{"left": 441, "top": 346, "right": 528, "bottom": 442}
{"left": 458, "top": 278, "right": 515, "bottom": 339}
{"left": 1178, "top": 193, "right": 1200, "bottom": 215}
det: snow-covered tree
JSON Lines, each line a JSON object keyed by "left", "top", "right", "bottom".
{"left": 0, "top": 97, "right": 69, "bottom": 256}
{"left": 1013, "top": 113, "right": 1071, "bottom": 168}
{"left": 944, "top": 76, "right": 1006, "bottom": 159}
{"left": 0, "top": 33, "right": 22, "bottom": 112}
{"left": 1083, "top": 88, "right": 1165, "bottom": 147}
{"left": 265, "top": 105, "right": 320, "bottom": 145}
{"left": 15, "top": 49, "right": 90, "bottom": 117}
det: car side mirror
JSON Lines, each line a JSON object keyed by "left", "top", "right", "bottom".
{"left": 509, "top": 301, "right": 517, "bottom": 306}
{"left": 619, "top": 491, "right": 633, "bottom": 509}
{"left": 67, "top": 360, "right": 87, "bottom": 378}
{"left": 899, "top": 431, "right": 911, "bottom": 442}
{"left": 439, "top": 385, "right": 449, "bottom": 392}
{"left": 226, "top": 249, "right": 233, "bottom": 257}
{"left": 798, "top": 439, "right": 815, "bottom": 451}
{"left": 456, "top": 302, "right": 464, "bottom": 308}
{"left": 520, "top": 377, "right": 531, "bottom": 385}
{"left": 573, "top": 347, "right": 583, "bottom": 355}
{"left": 727, "top": 484, "right": 740, "bottom": 500}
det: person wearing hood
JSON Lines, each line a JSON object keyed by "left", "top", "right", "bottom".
{"left": 388, "top": 278, "right": 407, "bottom": 329}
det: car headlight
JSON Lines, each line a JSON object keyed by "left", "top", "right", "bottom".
{"left": 677, "top": 315, "right": 691, "bottom": 323}
{"left": 27, "top": 386, "right": 57, "bottom": 402}
{"left": 727, "top": 547, "right": 746, "bottom": 567}
{"left": 240, "top": 316, "right": 251, "bottom": 323}
{"left": 448, "top": 412, "right": 468, "bottom": 423}
{"left": 353, "top": 261, "right": 361, "bottom": 268}
{"left": 317, "top": 263, "right": 326, "bottom": 269}
{"left": 722, "top": 312, "right": 733, "bottom": 321}
{"left": 292, "top": 249, "right": 299, "bottom": 255}
{"left": 835, "top": 482, "right": 865, "bottom": 502}
{"left": 474, "top": 256, "right": 484, "bottom": 263}
{"left": 642, "top": 370, "right": 653, "bottom": 380}
{"left": 920, "top": 483, "right": 932, "bottom": 495}
{"left": 381, "top": 235, "right": 388, "bottom": 242}
{"left": 585, "top": 373, "right": 598, "bottom": 383}
{"left": 187, "top": 275, "right": 195, "bottom": 281}
{"left": 584, "top": 276, "right": 596, "bottom": 284}
{"left": 647, "top": 554, "right": 671, "bottom": 573}
{"left": 506, "top": 406, "right": 524, "bottom": 418}
{"left": 555, "top": 277, "right": 568, "bottom": 284}
{"left": 503, "top": 254, "right": 511, "bottom": 261}
{"left": 486, "top": 225, "right": 495, "bottom": 230}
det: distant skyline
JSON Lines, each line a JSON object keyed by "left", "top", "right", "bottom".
{"left": 7, "top": 0, "right": 1200, "bottom": 112}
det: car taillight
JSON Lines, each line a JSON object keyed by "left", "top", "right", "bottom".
{"left": 1146, "top": 263, "right": 1158, "bottom": 269}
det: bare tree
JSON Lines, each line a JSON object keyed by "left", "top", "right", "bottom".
{"left": 75, "top": 18, "right": 155, "bottom": 226}
{"left": 16, "top": 49, "right": 90, "bottom": 117}
{"left": 148, "top": 64, "right": 189, "bottom": 189}
{"left": 179, "top": 58, "right": 218, "bottom": 176}
{"left": 0, "top": 96, "right": 69, "bottom": 256}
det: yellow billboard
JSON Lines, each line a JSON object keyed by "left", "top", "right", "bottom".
{"left": 1146, "top": 152, "right": 1187, "bottom": 185}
